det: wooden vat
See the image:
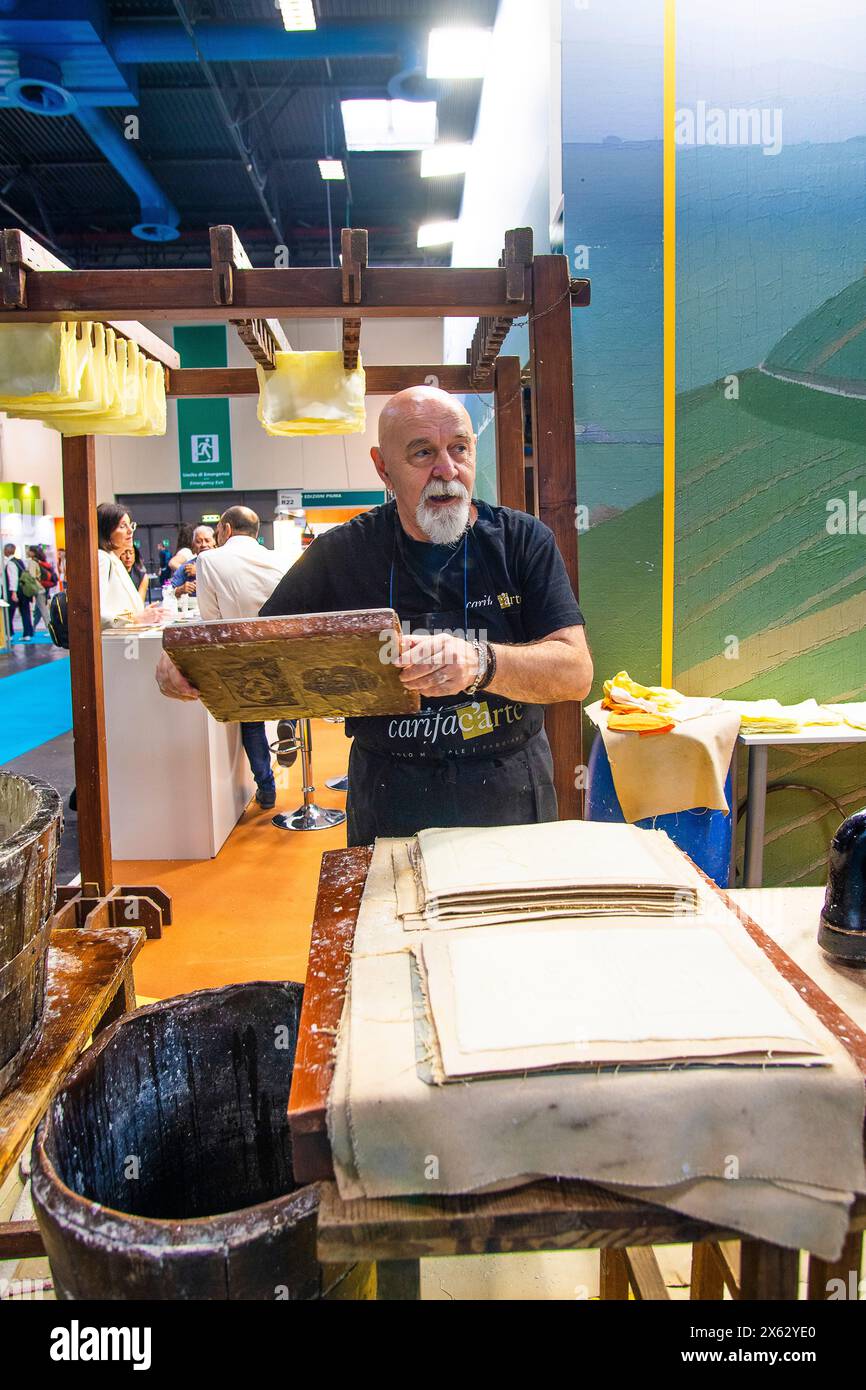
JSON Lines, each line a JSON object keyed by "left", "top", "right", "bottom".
{"left": 0, "top": 772, "right": 62, "bottom": 1094}
{"left": 31, "top": 981, "right": 372, "bottom": 1300}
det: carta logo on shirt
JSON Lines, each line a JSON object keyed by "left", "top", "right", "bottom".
{"left": 456, "top": 700, "right": 525, "bottom": 740}
{"left": 387, "top": 702, "right": 524, "bottom": 745}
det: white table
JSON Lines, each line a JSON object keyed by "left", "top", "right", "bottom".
{"left": 102, "top": 627, "right": 273, "bottom": 860}
{"left": 731, "top": 886, "right": 865, "bottom": 1027}
{"left": 737, "top": 728, "right": 866, "bottom": 888}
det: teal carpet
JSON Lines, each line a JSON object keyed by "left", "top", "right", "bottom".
{"left": 0, "top": 656, "right": 72, "bottom": 763}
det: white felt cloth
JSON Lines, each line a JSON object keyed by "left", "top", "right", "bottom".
{"left": 327, "top": 838, "right": 866, "bottom": 1260}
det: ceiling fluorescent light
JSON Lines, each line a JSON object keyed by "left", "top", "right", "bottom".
{"left": 318, "top": 158, "right": 345, "bottom": 180}
{"left": 276, "top": 0, "right": 317, "bottom": 30}
{"left": 426, "top": 27, "right": 492, "bottom": 79}
{"left": 420, "top": 143, "right": 471, "bottom": 178}
{"left": 341, "top": 99, "right": 437, "bottom": 152}
{"left": 417, "top": 220, "right": 458, "bottom": 249}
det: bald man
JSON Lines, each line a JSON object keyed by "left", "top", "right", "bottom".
{"left": 260, "top": 386, "right": 592, "bottom": 846}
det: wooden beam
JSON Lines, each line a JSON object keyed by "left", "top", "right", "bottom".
{"left": 167, "top": 364, "right": 476, "bottom": 397}
{"left": 624, "top": 1247, "right": 671, "bottom": 1300}
{"left": 0, "top": 229, "right": 179, "bottom": 369}
{"left": 494, "top": 356, "right": 525, "bottom": 510}
{"left": 739, "top": 1240, "right": 800, "bottom": 1301}
{"left": 104, "top": 321, "right": 179, "bottom": 371}
{"left": 0, "top": 1219, "right": 44, "bottom": 1260}
{"left": 0, "top": 266, "right": 521, "bottom": 322}
{"left": 341, "top": 227, "right": 368, "bottom": 306}
{"left": 209, "top": 224, "right": 290, "bottom": 370}
{"left": 529, "top": 255, "right": 582, "bottom": 820}
{"left": 504, "top": 226, "right": 533, "bottom": 303}
{"left": 807, "top": 1231, "right": 862, "bottom": 1300}
{"left": 61, "top": 434, "right": 113, "bottom": 895}
{"left": 341, "top": 229, "right": 368, "bottom": 371}
{"left": 599, "top": 1249, "right": 629, "bottom": 1300}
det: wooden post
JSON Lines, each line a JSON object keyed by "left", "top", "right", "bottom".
{"left": 599, "top": 1248, "right": 629, "bottom": 1300}
{"left": 806, "top": 1231, "right": 862, "bottom": 1300}
{"left": 61, "top": 434, "right": 113, "bottom": 894}
{"left": 528, "top": 255, "right": 582, "bottom": 819}
{"left": 739, "top": 1240, "right": 800, "bottom": 1300}
{"left": 494, "top": 356, "right": 525, "bottom": 510}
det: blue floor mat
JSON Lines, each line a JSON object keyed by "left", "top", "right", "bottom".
{"left": 0, "top": 656, "right": 72, "bottom": 764}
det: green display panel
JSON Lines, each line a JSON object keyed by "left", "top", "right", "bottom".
{"left": 174, "top": 326, "right": 233, "bottom": 490}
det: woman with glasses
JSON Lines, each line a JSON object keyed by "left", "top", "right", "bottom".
{"left": 96, "top": 503, "right": 161, "bottom": 626}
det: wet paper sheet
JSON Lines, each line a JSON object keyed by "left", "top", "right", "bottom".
{"left": 419, "top": 922, "right": 825, "bottom": 1079}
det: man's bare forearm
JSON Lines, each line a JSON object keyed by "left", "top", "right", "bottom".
{"left": 484, "top": 631, "right": 593, "bottom": 704}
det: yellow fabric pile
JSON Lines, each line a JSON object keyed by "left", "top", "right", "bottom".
{"left": 725, "top": 699, "right": 844, "bottom": 734}
{"left": 0, "top": 322, "right": 166, "bottom": 435}
{"left": 601, "top": 671, "right": 721, "bottom": 734}
{"left": 256, "top": 350, "right": 366, "bottom": 436}
{"left": 600, "top": 673, "right": 866, "bottom": 740}
{"left": 824, "top": 704, "right": 866, "bottom": 732}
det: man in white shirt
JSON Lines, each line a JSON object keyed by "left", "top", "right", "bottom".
{"left": 194, "top": 506, "right": 286, "bottom": 809}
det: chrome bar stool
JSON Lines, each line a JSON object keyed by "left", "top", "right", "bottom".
{"left": 270, "top": 718, "right": 346, "bottom": 833}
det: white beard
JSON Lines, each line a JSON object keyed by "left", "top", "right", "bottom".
{"left": 415, "top": 480, "right": 471, "bottom": 545}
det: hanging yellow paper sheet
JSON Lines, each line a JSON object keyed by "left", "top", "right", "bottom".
{"left": 0, "top": 322, "right": 166, "bottom": 435}
{"left": 256, "top": 350, "right": 366, "bottom": 436}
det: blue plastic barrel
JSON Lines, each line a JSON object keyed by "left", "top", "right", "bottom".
{"left": 585, "top": 734, "right": 733, "bottom": 888}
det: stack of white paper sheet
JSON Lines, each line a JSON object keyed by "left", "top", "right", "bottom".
{"left": 395, "top": 821, "right": 699, "bottom": 929}
{"left": 418, "top": 920, "right": 826, "bottom": 1080}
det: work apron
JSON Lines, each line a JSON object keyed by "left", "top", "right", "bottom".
{"left": 345, "top": 522, "right": 557, "bottom": 846}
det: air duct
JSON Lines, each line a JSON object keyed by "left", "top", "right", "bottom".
{"left": 73, "top": 106, "right": 180, "bottom": 243}
{"left": 1, "top": 17, "right": 432, "bottom": 242}
{"left": 107, "top": 22, "right": 431, "bottom": 100}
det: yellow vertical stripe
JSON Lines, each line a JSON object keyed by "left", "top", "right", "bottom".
{"left": 661, "top": 0, "right": 676, "bottom": 686}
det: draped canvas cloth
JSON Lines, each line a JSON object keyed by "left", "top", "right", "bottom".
{"left": 327, "top": 837, "right": 866, "bottom": 1260}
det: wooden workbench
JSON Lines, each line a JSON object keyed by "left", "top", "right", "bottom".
{"left": 0, "top": 924, "right": 144, "bottom": 1261}
{"left": 289, "top": 853, "right": 866, "bottom": 1300}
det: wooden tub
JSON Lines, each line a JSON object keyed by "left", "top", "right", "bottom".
{"left": 0, "top": 772, "right": 62, "bottom": 1094}
{"left": 31, "top": 981, "right": 372, "bottom": 1300}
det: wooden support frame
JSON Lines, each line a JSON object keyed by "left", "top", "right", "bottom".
{"left": 54, "top": 882, "right": 173, "bottom": 941}
{"left": 0, "top": 266, "right": 523, "bottom": 322}
{"left": 61, "top": 434, "right": 113, "bottom": 895}
{"left": 341, "top": 227, "right": 368, "bottom": 371}
{"left": 210, "top": 224, "right": 291, "bottom": 371}
{"left": 493, "top": 356, "right": 525, "bottom": 510}
{"left": 1, "top": 223, "right": 590, "bottom": 881}
{"left": 167, "top": 364, "right": 477, "bottom": 397}
{"left": 466, "top": 228, "right": 534, "bottom": 389}
{"left": 0, "top": 229, "right": 180, "bottom": 370}
{"left": 529, "top": 255, "right": 583, "bottom": 818}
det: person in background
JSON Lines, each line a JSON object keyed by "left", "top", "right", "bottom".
{"left": 167, "top": 525, "right": 195, "bottom": 575}
{"left": 171, "top": 524, "right": 216, "bottom": 597}
{"left": 97, "top": 503, "right": 162, "bottom": 627}
{"left": 3, "top": 541, "right": 33, "bottom": 640}
{"left": 121, "top": 542, "right": 149, "bottom": 603}
{"left": 155, "top": 506, "right": 286, "bottom": 809}
{"left": 26, "top": 545, "right": 54, "bottom": 632}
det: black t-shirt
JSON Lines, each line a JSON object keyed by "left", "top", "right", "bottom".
{"left": 261, "top": 499, "right": 584, "bottom": 759}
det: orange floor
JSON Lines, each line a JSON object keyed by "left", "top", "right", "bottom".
{"left": 115, "top": 719, "right": 350, "bottom": 1001}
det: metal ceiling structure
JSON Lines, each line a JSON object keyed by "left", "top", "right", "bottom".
{"left": 0, "top": 0, "right": 498, "bottom": 267}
